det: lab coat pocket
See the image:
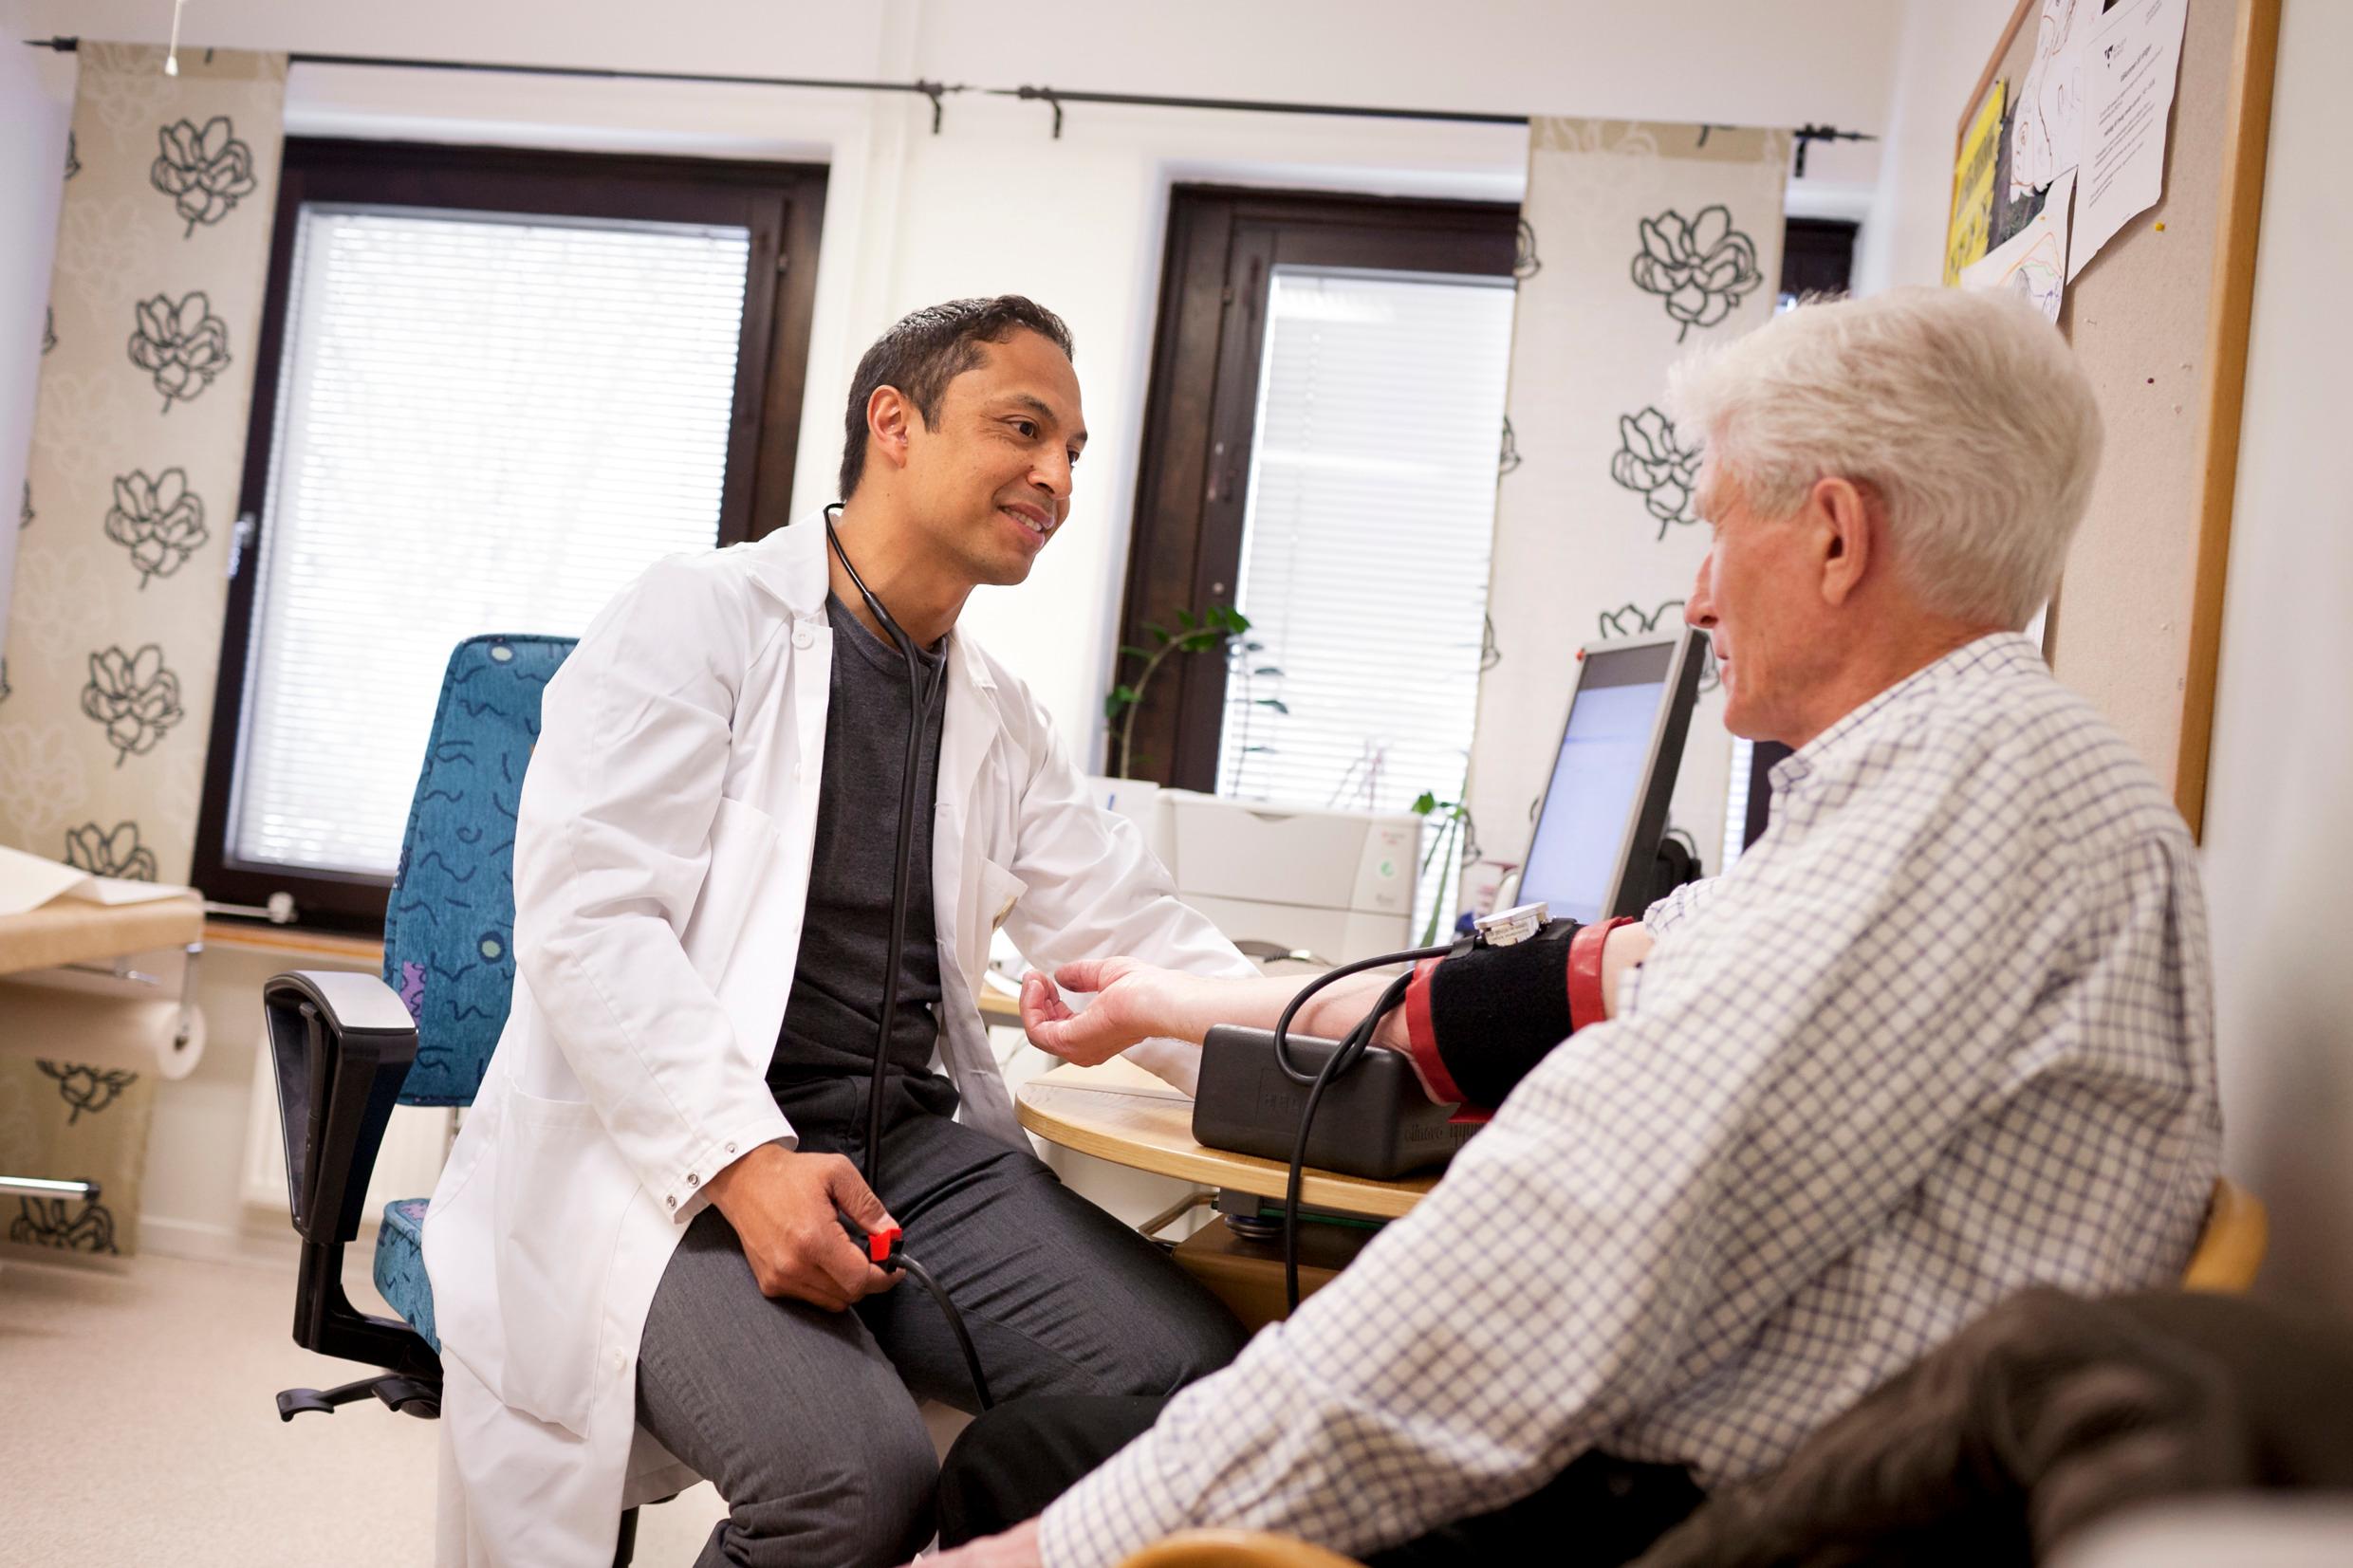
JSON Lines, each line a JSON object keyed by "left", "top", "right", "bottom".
{"left": 491, "top": 1086, "right": 627, "bottom": 1435}
{"left": 681, "top": 795, "right": 781, "bottom": 989}
{"left": 958, "top": 857, "right": 1028, "bottom": 981}
{"left": 977, "top": 857, "right": 1028, "bottom": 932}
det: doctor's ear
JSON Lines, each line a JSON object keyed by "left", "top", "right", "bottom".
{"left": 864, "top": 385, "right": 917, "bottom": 475}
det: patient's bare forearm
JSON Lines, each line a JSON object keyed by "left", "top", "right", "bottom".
{"left": 1170, "top": 922, "right": 1650, "bottom": 1049}
{"left": 1158, "top": 969, "right": 1410, "bottom": 1048}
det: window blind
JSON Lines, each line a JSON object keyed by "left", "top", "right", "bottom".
{"left": 1215, "top": 268, "right": 1515, "bottom": 926}
{"left": 231, "top": 207, "right": 749, "bottom": 878}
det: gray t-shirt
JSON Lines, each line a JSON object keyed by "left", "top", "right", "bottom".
{"left": 766, "top": 593, "right": 958, "bottom": 1126}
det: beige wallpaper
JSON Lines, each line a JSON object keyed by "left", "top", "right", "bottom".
{"left": 1468, "top": 120, "right": 1789, "bottom": 876}
{"left": 1, "top": 42, "right": 285, "bottom": 1255}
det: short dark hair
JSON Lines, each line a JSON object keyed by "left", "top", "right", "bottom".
{"left": 838, "top": 295, "right": 1076, "bottom": 499}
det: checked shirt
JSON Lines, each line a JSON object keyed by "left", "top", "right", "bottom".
{"left": 1043, "top": 632, "right": 2221, "bottom": 1566}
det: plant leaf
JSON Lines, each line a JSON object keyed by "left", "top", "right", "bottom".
{"left": 1411, "top": 791, "right": 1438, "bottom": 815}
{"left": 1255, "top": 698, "right": 1289, "bottom": 714}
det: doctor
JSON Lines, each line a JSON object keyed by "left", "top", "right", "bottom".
{"left": 423, "top": 296, "right": 1254, "bottom": 1567}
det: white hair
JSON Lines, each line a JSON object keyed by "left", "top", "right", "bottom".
{"left": 1662, "top": 286, "right": 2103, "bottom": 629}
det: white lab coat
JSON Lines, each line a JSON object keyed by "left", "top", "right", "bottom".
{"left": 421, "top": 513, "right": 1251, "bottom": 1566}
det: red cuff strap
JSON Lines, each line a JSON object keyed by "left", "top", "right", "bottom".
{"left": 1402, "top": 956, "right": 1471, "bottom": 1106}
{"left": 1566, "top": 916, "right": 1638, "bottom": 1033}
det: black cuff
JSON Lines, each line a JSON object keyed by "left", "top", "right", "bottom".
{"left": 1426, "top": 918, "right": 1584, "bottom": 1109}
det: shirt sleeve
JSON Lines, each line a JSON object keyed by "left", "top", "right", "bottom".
{"left": 1041, "top": 755, "right": 2075, "bottom": 1565}
{"left": 511, "top": 557, "right": 794, "bottom": 1218}
{"left": 1643, "top": 874, "right": 1725, "bottom": 934}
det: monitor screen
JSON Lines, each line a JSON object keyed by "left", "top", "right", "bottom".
{"left": 1517, "top": 638, "right": 1681, "bottom": 925}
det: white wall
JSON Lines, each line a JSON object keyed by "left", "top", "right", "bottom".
{"left": 0, "top": 0, "right": 73, "bottom": 656}
{"left": 1853, "top": 0, "right": 2021, "bottom": 294}
{"left": 9, "top": 0, "right": 1900, "bottom": 756}
{"left": 2199, "top": 0, "right": 2353, "bottom": 1312}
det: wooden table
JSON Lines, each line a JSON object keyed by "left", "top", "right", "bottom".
{"left": 1015, "top": 1060, "right": 1436, "bottom": 1221}
{"left": 0, "top": 895, "right": 207, "bottom": 978}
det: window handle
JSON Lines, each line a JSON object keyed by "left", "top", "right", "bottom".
{"left": 227, "top": 512, "right": 256, "bottom": 580}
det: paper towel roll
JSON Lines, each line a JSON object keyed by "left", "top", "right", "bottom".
{"left": 0, "top": 975, "right": 207, "bottom": 1079}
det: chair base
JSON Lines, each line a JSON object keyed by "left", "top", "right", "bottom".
{"left": 277, "top": 1372, "right": 442, "bottom": 1421}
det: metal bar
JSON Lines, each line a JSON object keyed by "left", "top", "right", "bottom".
{"left": 21, "top": 37, "right": 1873, "bottom": 149}
{"left": 0, "top": 1174, "right": 100, "bottom": 1201}
{"left": 59, "top": 962, "right": 162, "bottom": 987}
{"left": 1137, "top": 1188, "right": 1213, "bottom": 1239}
{"left": 990, "top": 82, "right": 1527, "bottom": 127}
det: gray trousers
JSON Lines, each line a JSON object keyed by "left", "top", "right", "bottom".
{"left": 636, "top": 1093, "right": 1248, "bottom": 1567}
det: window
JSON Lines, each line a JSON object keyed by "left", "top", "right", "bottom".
{"left": 1116, "top": 187, "right": 1519, "bottom": 815}
{"left": 1216, "top": 268, "right": 1515, "bottom": 819}
{"left": 195, "top": 141, "right": 824, "bottom": 930}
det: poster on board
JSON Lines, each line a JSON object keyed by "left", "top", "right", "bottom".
{"left": 1945, "top": 80, "right": 2007, "bottom": 285}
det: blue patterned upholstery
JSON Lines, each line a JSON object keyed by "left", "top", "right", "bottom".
{"left": 370, "top": 636, "right": 571, "bottom": 1349}
{"left": 381, "top": 635, "right": 574, "bottom": 1107}
{"left": 373, "top": 1197, "right": 439, "bottom": 1352}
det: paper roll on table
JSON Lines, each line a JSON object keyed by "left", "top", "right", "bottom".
{"left": 0, "top": 968, "right": 207, "bottom": 1079}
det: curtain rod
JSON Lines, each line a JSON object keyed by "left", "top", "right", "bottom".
{"left": 24, "top": 36, "right": 1875, "bottom": 169}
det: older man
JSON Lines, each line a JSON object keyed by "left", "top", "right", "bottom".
{"left": 923, "top": 287, "right": 2221, "bottom": 1567}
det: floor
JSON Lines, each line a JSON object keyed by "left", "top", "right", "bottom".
{"left": 0, "top": 1242, "right": 732, "bottom": 1567}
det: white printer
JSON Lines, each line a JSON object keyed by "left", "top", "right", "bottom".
{"left": 1144, "top": 789, "right": 1421, "bottom": 965}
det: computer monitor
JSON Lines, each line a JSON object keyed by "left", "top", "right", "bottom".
{"left": 1516, "top": 629, "right": 1709, "bottom": 925}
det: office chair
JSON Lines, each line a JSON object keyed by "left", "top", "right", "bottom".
{"left": 263, "top": 634, "right": 678, "bottom": 1563}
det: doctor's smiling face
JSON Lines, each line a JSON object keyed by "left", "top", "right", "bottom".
{"left": 838, "top": 295, "right": 1085, "bottom": 602}
{"left": 899, "top": 326, "right": 1086, "bottom": 587}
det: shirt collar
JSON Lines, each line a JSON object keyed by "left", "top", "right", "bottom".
{"left": 1769, "top": 631, "right": 2043, "bottom": 795}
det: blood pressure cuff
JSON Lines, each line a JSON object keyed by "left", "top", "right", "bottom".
{"left": 1400, "top": 916, "right": 1635, "bottom": 1112}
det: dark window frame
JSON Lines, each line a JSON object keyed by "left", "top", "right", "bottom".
{"left": 1118, "top": 194, "right": 1859, "bottom": 796}
{"left": 193, "top": 138, "right": 826, "bottom": 932}
{"left": 1113, "top": 185, "right": 1520, "bottom": 789}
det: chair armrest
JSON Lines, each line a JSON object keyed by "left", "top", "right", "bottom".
{"left": 263, "top": 969, "right": 418, "bottom": 1247}
{"left": 1119, "top": 1531, "right": 1365, "bottom": 1568}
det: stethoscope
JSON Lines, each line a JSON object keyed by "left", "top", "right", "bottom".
{"left": 821, "top": 503, "right": 947, "bottom": 1194}
{"left": 819, "top": 503, "right": 998, "bottom": 1410}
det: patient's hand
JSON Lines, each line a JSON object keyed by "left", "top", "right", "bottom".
{"left": 704, "top": 1144, "right": 899, "bottom": 1311}
{"left": 917, "top": 1518, "right": 1040, "bottom": 1568}
{"left": 1021, "top": 957, "right": 1187, "bottom": 1066}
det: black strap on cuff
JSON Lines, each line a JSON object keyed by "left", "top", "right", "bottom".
{"left": 1427, "top": 917, "right": 1584, "bottom": 1109}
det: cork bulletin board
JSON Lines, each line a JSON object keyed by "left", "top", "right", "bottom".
{"left": 1958, "top": 0, "right": 2279, "bottom": 837}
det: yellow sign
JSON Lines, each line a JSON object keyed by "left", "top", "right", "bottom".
{"left": 1945, "top": 80, "right": 2007, "bottom": 286}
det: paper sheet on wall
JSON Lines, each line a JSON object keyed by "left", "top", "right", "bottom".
{"left": 1946, "top": 80, "right": 2008, "bottom": 286}
{"left": 2070, "top": 0, "right": 2189, "bottom": 282}
{"left": 2010, "top": 0, "right": 2091, "bottom": 199}
{"left": 0, "top": 843, "right": 193, "bottom": 916}
{"left": 1961, "top": 169, "right": 2074, "bottom": 323}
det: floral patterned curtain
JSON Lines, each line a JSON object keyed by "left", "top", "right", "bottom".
{"left": 1466, "top": 120, "right": 1788, "bottom": 878}
{"left": 0, "top": 43, "right": 286, "bottom": 1256}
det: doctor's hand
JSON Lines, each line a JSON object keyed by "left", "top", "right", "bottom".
{"left": 704, "top": 1144, "right": 899, "bottom": 1311}
{"left": 1020, "top": 958, "right": 1191, "bottom": 1066}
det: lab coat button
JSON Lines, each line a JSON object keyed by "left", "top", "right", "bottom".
{"left": 725, "top": 1142, "right": 737, "bottom": 1154}
{"left": 686, "top": 1171, "right": 699, "bottom": 1187}
{"left": 792, "top": 626, "right": 816, "bottom": 650}
{"left": 666, "top": 1195, "right": 676, "bottom": 1208}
